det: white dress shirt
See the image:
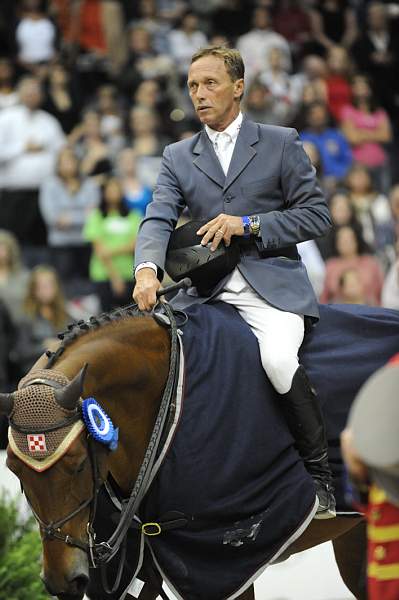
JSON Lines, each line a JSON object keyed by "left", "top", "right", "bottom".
{"left": 0, "top": 105, "right": 65, "bottom": 189}
{"left": 135, "top": 113, "right": 243, "bottom": 276}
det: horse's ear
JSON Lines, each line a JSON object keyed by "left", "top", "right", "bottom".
{"left": 55, "top": 364, "right": 88, "bottom": 411}
{"left": 0, "top": 393, "right": 14, "bottom": 416}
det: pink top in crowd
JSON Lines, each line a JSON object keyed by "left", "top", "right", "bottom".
{"left": 341, "top": 105, "right": 388, "bottom": 168}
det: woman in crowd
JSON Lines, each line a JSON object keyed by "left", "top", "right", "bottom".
{"left": 345, "top": 163, "right": 395, "bottom": 265}
{"left": 43, "top": 62, "right": 80, "bottom": 134}
{"left": 68, "top": 109, "right": 113, "bottom": 181}
{"left": 128, "top": 104, "right": 169, "bottom": 157}
{"left": 83, "top": 176, "right": 141, "bottom": 312}
{"left": 320, "top": 224, "right": 384, "bottom": 305}
{"left": 317, "top": 190, "right": 362, "bottom": 259}
{"left": 308, "top": 0, "right": 358, "bottom": 54}
{"left": 0, "top": 230, "right": 30, "bottom": 325}
{"left": 340, "top": 74, "right": 392, "bottom": 193}
{"left": 324, "top": 45, "right": 352, "bottom": 122}
{"left": 95, "top": 84, "right": 125, "bottom": 160}
{"left": 12, "top": 265, "right": 70, "bottom": 373}
{"left": 39, "top": 146, "right": 99, "bottom": 287}
{"left": 116, "top": 147, "right": 152, "bottom": 217}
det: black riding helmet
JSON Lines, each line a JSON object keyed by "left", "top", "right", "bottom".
{"left": 165, "top": 220, "right": 240, "bottom": 296}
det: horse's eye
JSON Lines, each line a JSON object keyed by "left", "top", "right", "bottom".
{"left": 76, "top": 459, "right": 87, "bottom": 474}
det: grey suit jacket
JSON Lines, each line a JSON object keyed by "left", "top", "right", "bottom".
{"left": 134, "top": 117, "right": 332, "bottom": 320}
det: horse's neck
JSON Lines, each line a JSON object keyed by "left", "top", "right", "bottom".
{"left": 57, "top": 316, "right": 171, "bottom": 494}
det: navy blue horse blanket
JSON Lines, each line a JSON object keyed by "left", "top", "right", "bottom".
{"left": 90, "top": 302, "right": 399, "bottom": 600}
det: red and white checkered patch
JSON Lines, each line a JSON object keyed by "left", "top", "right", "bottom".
{"left": 27, "top": 434, "right": 47, "bottom": 453}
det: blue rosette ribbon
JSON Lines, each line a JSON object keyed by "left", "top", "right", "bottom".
{"left": 82, "top": 397, "right": 119, "bottom": 451}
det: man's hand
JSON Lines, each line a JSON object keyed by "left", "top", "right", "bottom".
{"left": 196, "top": 214, "right": 244, "bottom": 251}
{"left": 133, "top": 268, "right": 161, "bottom": 311}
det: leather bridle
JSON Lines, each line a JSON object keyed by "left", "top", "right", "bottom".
{"left": 10, "top": 302, "right": 181, "bottom": 595}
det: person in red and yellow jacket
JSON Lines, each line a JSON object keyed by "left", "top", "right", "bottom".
{"left": 341, "top": 353, "right": 399, "bottom": 600}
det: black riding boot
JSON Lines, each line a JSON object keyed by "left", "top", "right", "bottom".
{"left": 280, "top": 365, "right": 336, "bottom": 519}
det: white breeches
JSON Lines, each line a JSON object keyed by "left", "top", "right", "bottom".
{"left": 217, "top": 269, "right": 304, "bottom": 394}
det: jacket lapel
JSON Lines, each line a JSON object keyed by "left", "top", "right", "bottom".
{"left": 224, "top": 117, "right": 259, "bottom": 192}
{"left": 192, "top": 131, "right": 225, "bottom": 188}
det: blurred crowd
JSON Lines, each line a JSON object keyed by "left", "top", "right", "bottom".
{"left": 1, "top": 0, "right": 399, "bottom": 405}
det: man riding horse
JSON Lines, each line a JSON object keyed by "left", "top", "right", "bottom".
{"left": 132, "top": 46, "right": 335, "bottom": 518}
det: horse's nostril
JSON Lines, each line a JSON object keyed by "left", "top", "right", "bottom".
{"left": 69, "top": 573, "right": 89, "bottom": 594}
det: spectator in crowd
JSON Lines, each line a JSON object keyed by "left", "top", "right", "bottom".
{"left": 289, "top": 54, "right": 328, "bottom": 111}
{"left": 119, "top": 24, "right": 174, "bottom": 99}
{"left": 15, "top": 0, "right": 58, "bottom": 76}
{"left": 351, "top": 2, "right": 399, "bottom": 117}
{"left": 258, "top": 47, "right": 294, "bottom": 108}
{"left": 243, "top": 79, "right": 292, "bottom": 127}
{"left": 0, "top": 58, "right": 18, "bottom": 110}
{"left": 340, "top": 74, "right": 392, "bottom": 193}
{"left": 134, "top": 0, "right": 171, "bottom": 55}
{"left": 317, "top": 190, "right": 362, "bottom": 259}
{"left": 70, "top": 0, "right": 127, "bottom": 79}
{"left": 0, "top": 75, "right": 65, "bottom": 266}
{"left": 300, "top": 100, "right": 352, "bottom": 184}
{"left": 324, "top": 45, "right": 353, "bottom": 122}
{"left": 12, "top": 265, "right": 70, "bottom": 373}
{"left": 308, "top": 0, "right": 358, "bottom": 55}
{"left": 273, "top": 0, "right": 312, "bottom": 64}
{"left": 95, "top": 84, "right": 125, "bottom": 159}
{"left": 321, "top": 224, "right": 384, "bottom": 305}
{"left": 39, "top": 145, "right": 99, "bottom": 288}
{"left": 337, "top": 267, "right": 367, "bottom": 304}
{"left": 237, "top": 6, "right": 291, "bottom": 84}
{"left": 69, "top": 109, "right": 112, "bottom": 181}
{"left": 116, "top": 148, "right": 152, "bottom": 217}
{"left": 0, "top": 230, "right": 30, "bottom": 325}
{"left": 43, "top": 62, "right": 80, "bottom": 134}
{"left": 133, "top": 78, "right": 175, "bottom": 138}
{"left": 83, "top": 177, "right": 141, "bottom": 312}
{"left": 128, "top": 105, "right": 169, "bottom": 158}
{"left": 168, "top": 11, "right": 208, "bottom": 79}
{"left": 345, "top": 163, "right": 395, "bottom": 264}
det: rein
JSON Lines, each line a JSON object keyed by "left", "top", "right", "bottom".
{"left": 13, "top": 302, "right": 181, "bottom": 596}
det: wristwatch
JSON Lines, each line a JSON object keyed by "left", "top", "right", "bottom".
{"left": 249, "top": 215, "right": 261, "bottom": 237}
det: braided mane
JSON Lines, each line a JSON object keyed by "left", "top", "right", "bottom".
{"left": 45, "top": 304, "right": 145, "bottom": 369}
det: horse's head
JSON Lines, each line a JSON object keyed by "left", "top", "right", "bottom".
{"left": 1, "top": 365, "right": 110, "bottom": 600}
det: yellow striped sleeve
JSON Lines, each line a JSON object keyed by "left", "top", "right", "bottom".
{"left": 368, "top": 524, "right": 399, "bottom": 542}
{"left": 368, "top": 562, "right": 399, "bottom": 581}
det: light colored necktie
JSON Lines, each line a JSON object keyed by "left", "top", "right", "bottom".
{"left": 214, "top": 132, "right": 232, "bottom": 175}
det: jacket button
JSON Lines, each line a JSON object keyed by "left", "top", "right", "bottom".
{"left": 224, "top": 194, "right": 233, "bottom": 203}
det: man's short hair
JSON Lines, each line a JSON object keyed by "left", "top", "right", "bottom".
{"left": 190, "top": 46, "right": 245, "bottom": 82}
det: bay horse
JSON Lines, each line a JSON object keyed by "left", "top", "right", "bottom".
{"left": 1, "top": 301, "right": 380, "bottom": 600}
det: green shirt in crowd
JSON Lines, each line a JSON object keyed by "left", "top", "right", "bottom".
{"left": 83, "top": 209, "right": 141, "bottom": 282}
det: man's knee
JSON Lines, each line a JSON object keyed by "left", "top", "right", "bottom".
{"left": 259, "top": 351, "right": 298, "bottom": 394}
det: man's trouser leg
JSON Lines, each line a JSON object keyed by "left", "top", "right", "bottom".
{"left": 217, "top": 270, "right": 336, "bottom": 518}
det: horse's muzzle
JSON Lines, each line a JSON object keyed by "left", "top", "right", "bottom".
{"left": 42, "top": 567, "right": 89, "bottom": 599}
